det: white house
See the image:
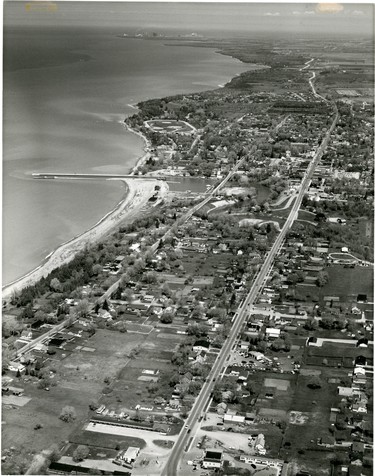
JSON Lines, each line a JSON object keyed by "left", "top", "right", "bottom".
{"left": 266, "top": 328, "right": 281, "bottom": 339}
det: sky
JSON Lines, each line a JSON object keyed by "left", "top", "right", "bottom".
{"left": 3, "top": 2, "right": 375, "bottom": 36}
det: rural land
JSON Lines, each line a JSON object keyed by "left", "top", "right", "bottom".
{"left": 2, "top": 33, "right": 374, "bottom": 476}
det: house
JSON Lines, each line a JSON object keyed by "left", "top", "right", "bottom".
{"left": 20, "top": 329, "right": 32, "bottom": 340}
{"left": 306, "top": 336, "right": 319, "bottom": 347}
{"left": 202, "top": 449, "right": 223, "bottom": 469}
{"left": 348, "top": 465, "right": 365, "bottom": 476}
{"left": 353, "top": 367, "right": 366, "bottom": 377}
{"left": 245, "top": 412, "right": 256, "bottom": 423}
{"left": 224, "top": 413, "right": 245, "bottom": 424}
{"left": 355, "top": 355, "right": 368, "bottom": 366}
{"left": 338, "top": 386, "right": 356, "bottom": 397}
{"left": 356, "top": 338, "right": 368, "bottom": 348}
{"left": 319, "top": 435, "right": 335, "bottom": 447}
{"left": 8, "top": 362, "right": 25, "bottom": 373}
{"left": 229, "top": 368, "right": 240, "bottom": 377}
{"left": 237, "top": 369, "right": 249, "bottom": 382}
{"left": 192, "top": 339, "right": 210, "bottom": 353}
{"left": 249, "top": 351, "right": 265, "bottom": 361}
{"left": 265, "top": 328, "right": 281, "bottom": 339}
{"left": 357, "top": 294, "right": 367, "bottom": 303}
{"left": 194, "top": 350, "right": 207, "bottom": 364}
{"left": 216, "top": 402, "right": 227, "bottom": 415}
{"left": 352, "top": 442, "right": 365, "bottom": 454}
{"left": 335, "top": 429, "right": 351, "bottom": 444}
{"left": 239, "top": 341, "right": 250, "bottom": 350}
{"left": 351, "top": 402, "right": 367, "bottom": 413}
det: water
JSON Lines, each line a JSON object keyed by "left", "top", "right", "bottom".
{"left": 167, "top": 177, "right": 216, "bottom": 193}
{"left": 3, "top": 26, "right": 250, "bottom": 284}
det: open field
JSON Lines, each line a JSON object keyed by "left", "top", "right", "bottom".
{"left": 54, "top": 330, "right": 147, "bottom": 390}
{"left": 2, "top": 376, "right": 96, "bottom": 454}
{"left": 145, "top": 119, "right": 195, "bottom": 134}
{"left": 323, "top": 266, "right": 373, "bottom": 301}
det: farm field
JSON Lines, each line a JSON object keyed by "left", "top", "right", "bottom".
{"left": 323, "top": 266, "right": 373, "bottom": 301}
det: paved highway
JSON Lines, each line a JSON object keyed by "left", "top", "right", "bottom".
{"left": 162, "top": 108, "right": 338, "bottom": 476}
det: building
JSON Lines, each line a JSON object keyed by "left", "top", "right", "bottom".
{"left": 223, "top": 414, "right": 245, "bottom": 424}
{"left": 192, "top": 339, "right": 210, "bottom": 352}
{"left": 202, "top": 450, "right": 223, "bottom": 469}
{"left": 266, "top": 328, "right": 281, "bottom": 339}
{"left": 123, "top": 447, "right": 140, "bottom": 463}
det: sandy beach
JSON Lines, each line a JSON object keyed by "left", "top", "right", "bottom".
{"left": 123, "top": 122, "right": 153, "bottom": 175}
{"left": 2, "top": 177, "right": 168, "bottom": 300}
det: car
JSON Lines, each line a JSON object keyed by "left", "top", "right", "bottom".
{"left": 185, "top": 424, "right": 189, "bottom": 429}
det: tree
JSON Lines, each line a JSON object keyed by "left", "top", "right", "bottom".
{"left": 316, "top": 271, "right": 329, "bottom": 287}
{"left": 304, "top": 318, "right": 318, "bottom": 331}
{"left": 50, "top": 278, "right": 62, "bottom": 292}
{"left": 117, "top": 321, "right": 127, "bottom": 333}
{"left": 270, "top": 339, "right": 285, "bottom": 352}
{"left": 73, "top": 445, "right": 89, "bottom": 462}
{"left": 307, "top": 376, "right": 323, "bottom": 390}
{"left": 186, "top": 323, "right": 208, "bottom": 338}
{"left": 320, "top": 315, "right": 335, "bottom": 330}
{"left": 89, "top": 400, "right": 100, "bottom": 411}
{"left": 75, "top": 299, "right": 90, "bottom": 318}
{"left": 59, "top": 406, "right": 77, "bottom": 423}
{"left": 48, "top": 444, "right": 61, "bottom": 463}
{"left": 92, "top": 264, "right": 103, "bottom": 276}
{"left": 160, "top": 310, "right": 174, "bottom": 324}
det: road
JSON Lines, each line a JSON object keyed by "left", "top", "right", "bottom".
{"left": 308, "top": 71, "right": 328, "bottom": 103}
{"left": 162, "top": 107, "right": 339, "bottom": 476}
{"left": 299, "top": 58, "right": 314, "bottom": 71}
{"left": 11, "top": 317, "right": 76, "bottom": 361}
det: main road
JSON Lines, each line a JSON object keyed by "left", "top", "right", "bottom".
{"left": 162, "top": 108, "right": 339, "bottom": 476}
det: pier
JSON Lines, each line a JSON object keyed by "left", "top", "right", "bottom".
{"left": 32, "top": 172, "right": 166, "bottom": 181}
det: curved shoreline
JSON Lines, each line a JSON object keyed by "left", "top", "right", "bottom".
{"left": 2, "top": 115, "right": 153, "bottom": 297}
{"left": 3, "top": 50, "right": 263, "bottom": 298}
{"left": 2, "top": 177, "right": 167, "bottom": 299}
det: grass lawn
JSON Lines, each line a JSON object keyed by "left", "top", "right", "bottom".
{"left": 179, "top": 250, "right": 234, "bottom": 277}
{"left": 2, "top": 376, "right": 95, "bottom": 455}
{"left": 153, "top": 440, "right": 174, "bottom": 449}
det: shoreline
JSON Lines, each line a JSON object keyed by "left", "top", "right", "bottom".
{"left": 2, "top": 114, "right": 154, "bottom": 297}
{"left": 2, "top": 49, "right": 260, "bottom": 298}
{"left": 2, "top": 177, "right": 168, "bottom": 300}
